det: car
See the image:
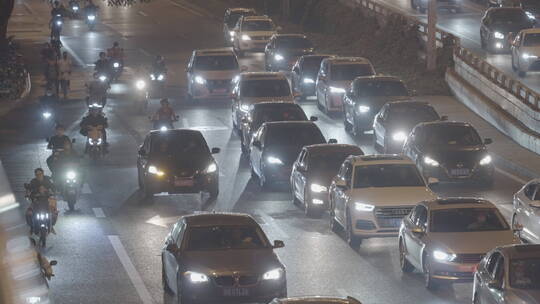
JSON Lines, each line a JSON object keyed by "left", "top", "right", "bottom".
{"left": 270, "top": 296, "right": 362, "bottom": 304}
{"left": 343, "top": 76, "right": 411, "bottom": 136}
{"left": 372, "top": 100, "right": 444, "bottom": 153}
{"left": 249, "top": 121, "right": 335, "bottom": 188}
{"left": 186, "top": 48, "right": 243, "bottom": 102}
{"left": 231, "top": 72, "right": 295, "bottom": 131}
{"left": 511, "top": 28, "right": 540, "bottom": 77}
{"left": 239, "top": 102, "right": 317, "bottom": 154}
{"left": 399, "top": 198, "right": 518, "bottom": 289}
{"left": 232, "top": 15, "right": 279, "bottom": 57}
{"left": 328, "top": 155, "right": 438, "bottom": 248}
{"left": 161, "top": 213, "right": 287, "bottom": 304}
{"left": 290, "top": 144, "right": 364, "bottom": 218}
{"left": 512, "top": 179, "right": 540, "bottom": 243}
{"left": 315, "top": 57, "right": 375, "bottom": 113}
{"left": 264, "top": 34, "right": 314, "bottom": 72}
{"left": 411, "top": 0, "right": 461, "bottom": 13}
{"left": 291, "top": 54, "right": 334, "bottom": 100}
{"left": 480, "top": 7, "right": 534, "bottom": 53}
{"left": 473, "top": 244, "right": 540, "bottom": 304}
{"left": 488, "top": 0, "right": 540, "bottom": 20}
{"left": 136, "top": 129, "right": 220, "bottom": 199}
{"left": 223, "top": 8, "right": 256, "bottom": 44}
{"left": 402, "top": 121, "right": 495, "bottom": 186}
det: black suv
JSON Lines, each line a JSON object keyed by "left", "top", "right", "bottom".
{"left": 402, "top": 121, "right": 494, "bottom": 186}
{"left": 291, "top": 54, "right": 333, "bottom": 100}
{"left": 265, "top": 34, "right": 314, "bottom": 72}
{"left": 480, "top": 7, "right": 534, "bottom": 53}
{"left": 223, "top": 8, "right": 256, "bottom": 44}
{"left": 137, "top": 129, "right": 220, "bottom": 199}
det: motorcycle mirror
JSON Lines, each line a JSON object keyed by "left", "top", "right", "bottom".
{"left": 50, "top": 260, "right": 58, "bottom": 266}
{"left": 71, "top": 138, "right": 76, "bottom": 143}
{"left": 211, "top": 147, "right": 221, "bottom": 154}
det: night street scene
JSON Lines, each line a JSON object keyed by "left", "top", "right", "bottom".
{"left": 3, "top": 0, "right": 540, "bottom": 303}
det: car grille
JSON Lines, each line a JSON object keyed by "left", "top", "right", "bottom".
{"left": 207, "top": 79, "right": 231, "bottom": 91}
{"left": 375, "top": 207, "right": 413, "bottom": 228}
{"left": 214, "top": 275, "right": 258, "bottom": 287}
{"left": 355, "top": 219, "right": 376, "bottom": 230}
{"left": 454, "top": 254, "right": 484, "bottom": 264}
{"left": 449, "top": 168, "right": 471, "bottom": 177}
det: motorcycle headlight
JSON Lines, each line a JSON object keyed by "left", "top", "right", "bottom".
{"left": 185, "top": 271, "right": 209, "bottom": 283}
{"left": 392, "top": 131, "right": 407, "bottom": 142}
{"left": 87, "top": 15, "right": 95, "bottom": 21}
{"left": 99, "top": 75, "right": 107, "bottom": 82}
{"left": 526, "top": 11, "right": 535, "bottom": 19}
{"left": 241, "top": 34, "right": 251, "bottom": 41}
{"left": 267, "top": 156, "right": 283, "bottom": 165}
{"left": 310, "top": 183, "right": 328, "bottom": 193}
{"left": 274, "top": 54, "right": 284, "bottom": 61}
{"left": 194, "top": 76, "right": 206, "bottom": 85}
{"left": 160, "top": 126, "right": 168, "bottom": 132}
{"left": 329, "top": 86, "right": 345, "bottom": 94}
{"left": 522, "top": 53, "right": 538, "bottom": 60}
{"left": 240, "top": 104, "right": 249, "bottom": 112}
{"left": 113, "top": 62, "right": 120, "bottom": 68}
{"left": 262, "top": 268, "right": 283, "bottom": 280}
{"left": 229, "top": 31, "right": 235, "bottom": 36}
{"left": 479, "top": 155, "right": 492, "bottom": 166}
{"left": 423, "top": 156, "right": 439, "bottom": 167}
{"left": 42, "top": 112, "right": 52, "bottom": 119}
{"left": 206, "top": 163, "right": 217, "bottom": 173}
{"left": 66, "top": 171, "right": 76, "bottom": 179}
{"left": 157, "top": 74, "right": 165, "bottom": 81}
{"left": 433, "top": 250, "right": 456, "bottom": 262}
{"left": 150, "top": 74, "right": 156, "bottom": 80}
{"left": 355, "top": 202, "right": 374, "bottom": 212}
{"left": 135, "top": 80, "right": 146, "bottom": 90}
{"left": 357, "top": 105, "right": 370, "bottom": 113}
{"left": 303, "top": 78, "right": 314, "bottom": 84}
{"left": 56, "top": 20, "right": 62, "bottom": 26}
{"left": 148, "top": 165, "right": 165, "bottom": 176}
{"left": 493, "top": 31, "right": 504, "bottom": 39}
{"left": 73, "top": 6, "right": 79, "bottom": 10}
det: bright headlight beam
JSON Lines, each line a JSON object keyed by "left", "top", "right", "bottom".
{"left": 194, "top": 76, "right": 206, "bottom": 85}
{"left": 87, "top": 15, "right": 95, "bottom": 21}
{"left": 148, "top": 165, "right": 165, "bottom": 176}
{"left": 355, "top": 202, "right": 374, "bottom": 212}
{"left": 186, "top": 271, "right": 209, "bottom": 283}
{"left": 241, "top": 34, "right": 251, "bottom": 41}
{"left": 392, "top": 131, "right": 407, "bottom": 141}
{"left": 493, "top": 32, "right": 504, "bottom": 39}
{"left": 479, "top": 155, "right": 492, "bottom": 166}
{"left": 358, "top": 105, "right": 370, "bottom": 113}
{"left": 66, "top": 171, "right": 76, "bottom": 179}
{"left": 206, "top": 163, "right": 217, "bottom": 173}
{"left": 329, "top": 86, "right": 345, "bottom": 93}
{"left": 274, "top": 54, "right": 284, "bottom": 61}
{"left": 522, "top": 53, "right": 538, "bottom": 59}
{"left": 135, "top": 80, "right": 146, "bottom": 90}
{"left": 310, "top": 183, "right": 328, "bottom": 193}
{"left": 424, "top": 156, "right": 439, "bottom": 167}
{"left": 262, "top": 268, "right": 282, "bottom": 280}
{"left": 433, "top": 250, "right": 456, "bottom": 262}
{"left": 267, "top": 156, "right": 283, "bottom": 165}
{"left": 303, "top": 78, "right": 314, "bottom": 84}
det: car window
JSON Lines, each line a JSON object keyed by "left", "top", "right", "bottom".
{"left": 510, "top": 258, "right": 540, "bottom": 289}
{"left": 185, "top": 225, "right": 270, "bottom": 250}
{"left": 226, "top": 12, "right": 254, "bottom": 28}
{"left": 276, "top": 37, "right": 312, "bottom": 49}
{"left": 355, "top": 81, "right": 408, "bottom": 97}
{"left": 494, "top": 256, "right": 505, "bottom": 282}
{"left": 387, "top": 105, "right": 440, "bottom": 123}
{"left": 416, "top": 205, "right": 428, "bottom": 228}
{"left": 241, "top": 79, "right": 291, "bottom": 98}
{"left": 252, "top": 106, "right": 307, "bottom": 127}
{"left": 430, "top": 208, "right": 510, "bottom": 232}
{"left": 309, "top": 150, "right": 364, "bottom": 173}
{"left": 533, "top": 185, "right": 540, "bottom": 200}
{"left": 301, "top": 56, "right": 328, "bottom": 78}
{"left": 171, "top": 222, "right": 182, "bottom": 243}
{"left": 175, "top": 222, "right": 186, "bottom": 247}
{"left": 487, "top": 252, "right": 502, "bottom": 276}
{"left": 194, "top": 55, "right": 238, "bottom": 71}
{"left": 524, "top": 183, "right": 537, "bottom": 200}
{"left": 265, "top": 125, "right": 325, "bottom": 147}
{"left": 491, "top": 9, "right": 529, "bottom": 24}
{"left": 409, "top": 205, "right": 422, "bottom": 223}
{"left": 523, "top": 33, "right": 540, "bottom": 47}
{"left": 419, "top": 125, "right": 482, "bottom": 147}
{"left": 344, "top": 163, "right": 353, "bottom": 186}
{"left": 353, "top": 164, "right": 425, "bottom": 188}
{"left": 330, "top": 64, "right": 374, "bottom": 81}
{"left": 150, "top": 132, "right": 210, "bottom": 158}
{"left": 296, "top": 149, "right": 306, "bottom": 166}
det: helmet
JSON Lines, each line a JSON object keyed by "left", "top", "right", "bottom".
{"left": 160, "top": 98, "right": 169, "bottom": 105}
{"left": 113, "top": 41, "right": 119, "bottom": 47}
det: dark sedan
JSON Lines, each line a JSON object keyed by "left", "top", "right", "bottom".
{"left": 162, "top": 213, "right": 287, "bottom": 304}
{"left": 402, "top": 121, "right": 494, "bottom": 186}
{"left": 291, "top": 54, "right": 334, "bottom": 99}
{"left": 240, "top": 102, "right": 317, "bottom": 154}
{"left": 480, "top": 7, "right": 535, "bottom": 53}
{"left": 137, "top": 129, "right": 220, "bottom": 199}
{"left": 265, "top": 34, "right": 314, "bottom": 72}
{"left": 373, "top": 100, "right": 445, "bottom": 153}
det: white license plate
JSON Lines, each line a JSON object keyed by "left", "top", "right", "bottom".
{"left": 213, "top": 88, "right": 227, "bottom": 93}
{"left": 174, "top": 179, "right": 193, "bottom": 187}
{"left": 223, "top": 288, "right": 249, "bottom": 297}
{"left": 458, "top": 264, "right": 477, "bottom": 272}
{"left": 451, "top": 168, "right": 470, "bottom": 176}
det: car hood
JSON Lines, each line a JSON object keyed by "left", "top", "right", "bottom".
{"left": 241, "top": 96, "right": 294, "bottom": 104}
{"left": 181, "top": 249, "right": 282, "bottom": 275}
{"left": 265, "top": 145, "right": 306, "bottom": 166}
{"left": 348, "top": 187, "right": 437, "bottom": 206}
{"left": 243, "top": 30, "right": 276, "bottom": 38}
{"left": 491, "top": 23, "right": 531, "bottom": 34}
{"left": 149, "top": 156, "right": 213, "bottom": 176}
{"left": 520, "top": 46, "right": 540, "bottom": 57}
{"left": 194, "top": 70, "right": 239, "bottom": 80}
{"left": 422, "top": 146, "right": 488, "bottom": 168}
{"left": 355, "top": 96, "right": 410, "bottom": 111}
{"left": 508, "top": 289, "right": 540, "bottom": 304}
{"left": 427, "top": 231, "right": 517, "bottom": 254}
{"left": 277, "top": 48, "right": 315, "bottom": 57}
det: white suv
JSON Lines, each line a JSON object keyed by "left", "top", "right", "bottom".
{"left": 232, "top": 15, "right": 279, "bottom": 57}
{"left": 511, "top": 28, "right": 540, "bottom": 77}
{"left": 328, "top": 154, "right": 438, "bottom": 248}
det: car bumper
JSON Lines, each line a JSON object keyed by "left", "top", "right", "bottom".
{"left": 351, "top": 206, "right": 413, "bottom": 238}
{"left": 326, "top": 93, "right": 344, "bottom": 112}
{"left": 239, "top": 40, "right": 269, "bottom": 52}
{"left": 430, "top": 260, "right": 478, "bottom": 282}
{"left": 263, "top": 165, "right": 293, "bottom": 183}
{"left": 192, "top": 84, "right": 232, "bottom": 99}
{"left": 146, "top": 173, "right": 218, "bottom": 194}
{"left": 421, "top": 164, "right": 494, "bottom": 182}
{"left": 306, "top": 191, "right": 329, "bottom": 209}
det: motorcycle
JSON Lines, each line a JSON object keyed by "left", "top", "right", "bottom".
{"left": 86, "top": 125, "right": 104, "bottom": 161}
{"left": 41, "top": 105, "right": 54, "bottom": 121}
{"left": 61, "top": 168, "right": 80, "bottom": 211}
{"left": 51, "top": 14, "right": 63, "bottom": 39}
{"left": 69, "top": 1, "right": 80, "bottom": 17}
{"left": 110, "top": 59, "right": 123, "bottom": 81}
{"left": 24, "top": 185, "right": 53, "bottom": 247}
{"left": 150, "top": 70, "right": 166, "bottom": 90}
{"left": 135, "top": 79, "right": 149, "bottom": 114}
{"left": 85, "top": 9, "right": 97, "bottom": 30}
{"left": 150, "top": 115, "right": 179, "bottom": 131}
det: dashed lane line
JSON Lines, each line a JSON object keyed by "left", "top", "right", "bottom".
{"left": 167, "top": 0, "right": 204, "bottom": 16}
{"left": 92, "top": 208, "right": 106, "bottom": 218}
{"left": 81, "top": 183, "right": 92, "bottom": 194}
{"left": 138, "top": 11, "right": 148, "bottom": 17}
{"left": 495, "top": 167, "right": 527, "bottom": 185}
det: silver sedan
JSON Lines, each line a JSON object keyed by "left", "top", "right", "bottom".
{"left": 513, "top": 179, "right": 540, "bottom": 243}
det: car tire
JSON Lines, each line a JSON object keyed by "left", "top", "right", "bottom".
{"left": 346, "top": 211, "right": 362, "bottom": 249}
{"left": 241, "top": 138, "right": 248, "bottom": 154}
{"left": 399, "top": 240, "right": 415, "bottom": 273}
{"left": 473, "top": 293, "right": 481, "bottom": 304}
{"left": 162, "top": 260, "right": 172, "bottom": 293}
{"left": 142, "top": 177, "right": 153, "bottom": 199}
{"left": 343, "top": 112, "right": 353, "bottom": 132}
{"left": 137, "top": 171, "right": 143, "bottom": 189}
{"left": 208, "top": 182, "right": 219, "bottom": 199}
{"left": 305, "top": 203, "right": 322, "bottom": 218}
{"left": 317, "top": 92, "right": 324, "bottom": 111}
{"left": 329, "top": 207, "right": 340, "bottom": 233}
{"left": 250, "top": 162, "right": 258, "bottom": 179}
{"left": 423, "top": 256, "right": 439, "bottom": 290}
{"left": 352, "top": 116, "right": 362, "bottom": 137}
{"left": 480, "top": 35, "right": 486, "bottom": 50}
{"left": 292, "top": 187, "right": 301, "bottom": 206}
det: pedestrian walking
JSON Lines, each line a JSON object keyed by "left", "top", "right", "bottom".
{"left": 46, "top": 59, "right": 60, "bottom": 96}
{"left": 58, "top": 52, "right": 72, "bottom": 99}
{"left": 40, "top": 42, "right": 55, "bottom": 85}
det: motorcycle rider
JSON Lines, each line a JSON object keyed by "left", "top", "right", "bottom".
{"left": 94, "top": 52, "right": 110, "bottom": 76}
{"left": 50, "top": 1, "right": 65, "bottom": 17}
{"left": 152, "top": 55, "right": 166, "bottom": 74}
{"left": 151, "top": 98, "right": 177, "bottom": 129}
{"left": 86, "top": 73, "right": 109, "bottom": 106}
{"left": 25, "top": 184, "right": 58, "bottom": 234}
{"left": 27, "top": 168, "right": 56, "bottom": 197}
{"left": 107, "top": 41, "right": 124, "bottom": 64}
{"left": 80, "top": 106, "right": 109, "bottom": 149}
{"left": 46, "top": 124, "right": 71, "bottom": 172}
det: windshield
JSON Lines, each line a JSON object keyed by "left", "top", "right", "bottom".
{"left": 353, "top": 164, "right": 425, "bottom": 188}
{"left": 301, "top": 56, "right": 327, "bottom": 78}
{"left": 510, "top": 258, "right": 540, "bottom": 289}
{"left": 331, "top": 64, "right": 374, "bottom": 81}
{"left": 356, "top": 81, "right": 408, "bottom": 97}
{"left": 227, "top": 12, "right": 254, "bottom": 27}
{"left": 430, "top": 208, "right": 509, "bottom": 232}
{"left": 276, "top": 37, "right": 313, "bottom": 49}
{"left": 252, "top": 106, "right": 306, "bottom": 128}
{"left": 420, "top": 125, "right": 482, "bottom": 146}
{"left": 523, "top": 33, "right": 540, "bottom": 46}
{"left": 387, "top": 105, "right": 440, "bottom": 123}
{"left": 491, "top": 10, "right": 529, "bottom": 24}
{"left": 150, "top": 133, "right": 209, "bottom": 158}
{"left": 243, "top": 20, "right": 273, "bottom": 31}
{"left": 521, "top": 0, "right": 540, "bottom": 10}
{"left": 185, "top": 225, "right": 269, "bottom": 250}
{"left": 194, "top": 55, "right": 238, "bottom": 71}
{"left": 241, "top": 79, "right": 291, "bottom": 98}
{"left": 310, "top": 151, "right": 362, "bottom": 172}
{"left": 266, "top": 125, "right": 325, "bottom": 146}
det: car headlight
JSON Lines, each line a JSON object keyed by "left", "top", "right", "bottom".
{"left": 113, "top": 62, "right": 120, "bottom": 68}
{"left": 240, "top": 104, "right": 249, "bottom": 112}
{"left": 274, "top": 54, "right": 284, "bottom": 61}
{"left": 87, "top": 15, "right": 95, "bottom": 20}
{"left": 310, "top": 183, "right": 328, "bottom": 193}
{"left": 56, "top": 20, "right": 62, "bottom": 26}
{"left": 433, "top": 250, "right": 456, "bottom": 262}
{"left": 99, "top": 75, "right": 107, "bottom": 82}
{"left": 526, "top": 11, "right": 535, "bottom": 19}
{"left": 88, "top": 137, "right": 102, "bottom": 145}
{"left": 148, "top": 165, "right": 165, "bottom": 176}
{"left": 424, "top": 156, "right": 439, "bottom": 167}
{"left": 42, "top": 111, "right": 52, "bottom": 119}
{"left": 392, "top": 131, "right": 407, "bottom": 142}
{"left": 262, "top": 268, "right": 283, "bottom": 280}
{"left": 493, "top": 31, "right": 504, "bottom": 39}
{"left": 267, "top": 156, "right": 283, "bottom": 165}
{"left": 241, "top": 34, "right": 251, "bottom": 41}
{"left": 303, "top": 78, "right": 314, "bottom": 84}
{"left": 206, "top": 163, "right": 217, "bottom": 173}
{"left": 157, "top": 74, "right": 165, "bottom": 81}
{"left": 160, "top": 126, "right": 168, "bottom": 132}
{"left": 522, "top": 53, "right": 538, "bottom": 60}
{"left": 357, "top": 105, "right": 370, "bottom": 113}
{"left": 150, "top": 73, "right": 156, "bottom": 80}
{"left": 66, "top": 171, "right": 76, "bottom": 179}
{"left": 229, "top": 31, "right": 235, "bottom": 36}
{"left": 479, "top": 155, "right": 492, "bottom": 166}
{"left": 194, "top": 76, "right": 206, "bottom": 85}
{"left": 329, "top": 86, "right": 345, "bottom": 93}
{"left": 355, "top": 202, "right": 374, "bottom": 212}
{"left": 135, "top": 80, "right": 146, "bottom": 90}
{"left": 185, "top": 271, "right": 209, "bottom": 283}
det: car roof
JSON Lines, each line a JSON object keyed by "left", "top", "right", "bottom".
{"left": 348, "top": 154, "right": 414, "bottom": 165}
{"left": 182, "top": 212, "right": 259, "bottom": 227}
{"left": 416, "top": 120, "right": 472, "bottom": 129}
{"left": 275, "top": 296, "right": 361, "bottom": 304}
{"left": 421, "top": 197, "right": 496, "bottom": 210}
{"left": 240, "top": 71, "right": 287, "bottom": 80}
{"left": 194, "top": 48, "right": 235, "bottom": 57}
{"left": 273, "top": 33, "right": 308, "bottom": 39}
{"left": 521, "top": 28, "right": 540, "bottom": 34}
{"left": 227, "top": 7, "right": 256, "bottom": 13}
{"left": 304, "top": 144, "right": 363, "bottom": 155}
{"left": 353, "top": 75, "right": 403, "bottom": 83}
{"left": 386, "top": 100, "right": 433, "bottom": 108}
{"left": 148, "top": 128, "right": 202, "bottom": 138}
{"left": 499, "top": 244, "right": 540, "bottom": 259}
{"left": 325, "top": 57, "right": 371, "bottom": 65}
{"left": 252, "top": 102, "right": 302, "bottom": 109}
{"left": 242, "top": 15, "right": 272, "bottom": 21}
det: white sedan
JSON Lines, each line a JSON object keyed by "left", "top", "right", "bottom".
{"left": 511, "top": 28, "right": 540, "bottom": 77}
{"left": 512, "top": 179, "right": 540, "bottom": 243}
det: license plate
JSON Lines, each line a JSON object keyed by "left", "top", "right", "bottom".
{"left": 223, "top": 288, "right": 249, "bottom": 297}
{"left": 174, "top": 179, "right": 193, "bottom": 187}
{"left": 213, "top": 88, "right": 227, "bottom": 93}
{"left": 450, "top": 168, "right": 470, "bottom": 176}
{"left": 458, "top": 264, "right": 477, "bottom": 272}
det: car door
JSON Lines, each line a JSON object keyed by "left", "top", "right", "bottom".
{"left": 137, "top": 136, "right": 151, "bottom": 176}
{"left": 512, "top": 32, "right": 523, "bottom": 66}
{"left": 406, "top": 205, "right": 428, "bottom": 268}
{"left": 231, "top": 81, "right": 241, "bottom": 126}
{"left": 297, "top": 150, "right": 309, "bottom": 202}
{"left": 515, "top": 182, "right": 537, "bottom": 241}
{"left": 291, "top": 149, "right": 306, "bottom": 200}
{"left": 475, "top": 251, "right": 499, "bottom": 303}
{"left": 163, "top": 221, "right": 185, "bottom": 293}
{"left": 481, "top": 253, "right": 505, "bottom": 304}
{"left": 316, "top": 60, "right": 328, "bottom": 101}
{"left": 250, "top": 126, "right": 265, "bottom": 176}
{"left": 291, "top": 60, "right": 301, "bottom": 92}
{"left": 373, "top": 105, "right": 388, "bottom": 146}
{"left": 335, "top": 162, "right": 353, "bottom": 225}
{"left": 527, "top": 184, "right": 540, "bottom": 243}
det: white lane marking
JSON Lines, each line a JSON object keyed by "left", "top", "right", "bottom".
{"left": 146, "top": 215, "right": 179, "bottom": 227}
{"left": 60, "top": 39, "right": 86, "bottom": 67}
{"left": 92, "top": 207, "right": 106, "bottom": 218}
{"left": 108, "top": 235, "right": 154, "bottom": 304}
{"left": 182, "top": 118, "right": 189, "bottom": 128}
{"left": 167, "top": 0, "right": 203, "bottom": 16}
{"left": 337, "top": 288, "right": 348, "bottom": 296}
{"left": 139, "top": 48, "right": 151, "bottom": 57}
{"left": 499, "top": 204, "right": 513, "bottom": 212}
{"left": 138, "top": 11, "right": 148, "bottom": 17}
{"left": 81, "top": 183, "right": 92, "bottom": 194}
{"left": 260, "top": 213, "right": 289, "bottom": 239}
{"left": 495, "top": 167, "right": 527, "bottom": 185}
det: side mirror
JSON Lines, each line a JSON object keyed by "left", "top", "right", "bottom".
{"left": 50, "top": 260, "right": 58, "bottom": 266}
{"left": 335, "top": 179, "right": 348, "bottom": 189}
{"left": 484, "top": 138, "right": 493, "bottom": 145}
{"left": 166, "top": 243, "right": 178, "bottom": 252}
{"left": 440, "top": 115, "right": 448, "bottom": 121}
{"left": 241, "top": 65, "right": 248, "bottom": 72}
{"left": 427, "top": 177, "right": 439, "bottom": 186}
{"left": 273, "top": 240, "right": 284, "bottom": 248}
{"left": 309, "top": 116, "right": 318, "bottom": 122}
{"left": 328, "top": 138, "right": 338, "bottom": 144}
{"left": 252, "top": 140, "right": 262, "bottom": 149}
{"left": 488, "top": 280, "right": 502, "bottom": 290}
{"left": 211, "top": 147, "right": 220, "bottom": 154}
{"left": 138, "top": 148, "right": 146, "bottom": 156}
{"left": 411, "top": 226, "right": 425, "bottom": 235}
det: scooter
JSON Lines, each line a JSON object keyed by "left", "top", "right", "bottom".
{"left": 51, "top": 14, "right": 63, "bottom": 39}
{"left": 150, "top": 115, "right": 179, "bottom": 131}
{"left": 69, "top": 1, "right": 80, "bottom": 18}
{"left": 86, "top": 125, "right": 104, "bottom": 162}
{"left": 61, "top": 167, "right": 80, "bottom": 211}
{"left": 24, "top": 185, "right": 53, "bottom": 248}
{"left": 110, "top": 59, "right": 123, "bottom": 81}
{"left": 135, "top": 79, "right": 149, "bottom": 114}
{"left": 85, "top": 9, "right": 97, "bottom": 30}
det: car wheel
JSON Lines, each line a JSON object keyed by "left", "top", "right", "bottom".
{"left": 240, "top": 138, "right": 248, "bottom": 154}
{"left": 473, "top": 293, "right": 481, "bottom": 304}
{"left": 316, "top": 92, "right": 324, "bottom": 111}
{"left": 162, "top": 259, "right": 172, "bottom": 293}
{"left": 399, "top": 240, "right": 415, "bottom": 273}
{"left": 137, "top": 171, "right": 143, "bottom": 189}
{"left": 423, "top": 255, "right": 439, "bottom": 290}
{"left": 352, "top": 116, "right": 362, "bottom": 137}
{"left": 292, "top": 186, "right": 301, "bottom": 205}
{"left": 141, "top": 177, "right": 153, "bottom": 199}
{"left": 480, "top": 35, "right": 486, "bottom": 50}
{"left": 343, "top": 111, "right": 353, "bottom": 132}
{"left": 346, "top": 211, "right": 362, "bottom": 248}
